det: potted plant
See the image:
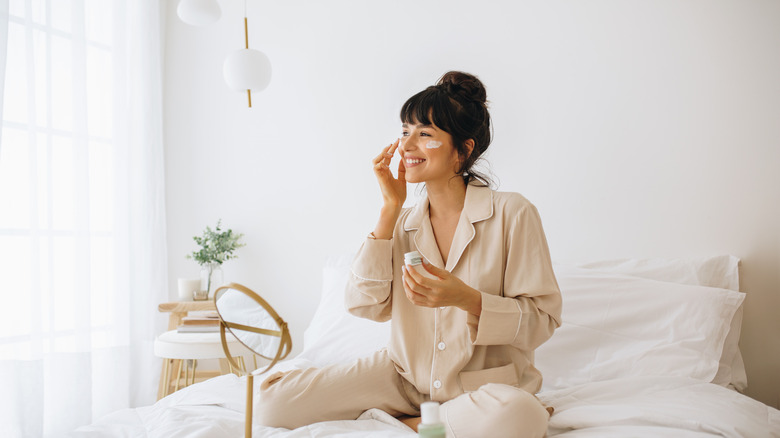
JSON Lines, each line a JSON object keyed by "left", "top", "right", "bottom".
{"left": 187, "top": 219, "right": 245, "bottom": 300}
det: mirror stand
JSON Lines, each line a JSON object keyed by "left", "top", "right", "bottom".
{"left": 214, "top": 283, "right": 292, "bottom": 438}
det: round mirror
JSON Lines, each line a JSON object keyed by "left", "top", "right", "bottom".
{"left": 214, "top": 283, "right": 291, "bottom": 374}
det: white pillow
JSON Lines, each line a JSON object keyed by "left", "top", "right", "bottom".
{"left": 535, "top": 265, "right": 745, "bottom": 391}
{"left": 575, "top": 255, "right": 740, "bottom": 290}
{"left": 574, "top": 255, "right": 746, "bottom": 391}
{"left": 299, "top": 254, "right": 390, "bottom": 367}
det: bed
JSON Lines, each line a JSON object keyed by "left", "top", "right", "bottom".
{"left": 72, "top": 254, "right": 780, "bottom": 437}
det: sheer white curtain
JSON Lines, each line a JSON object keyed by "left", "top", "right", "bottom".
{"left": 0, "top": 1, "right": 168, "bottom": 436}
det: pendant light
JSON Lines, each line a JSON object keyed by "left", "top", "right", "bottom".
{"left": 177, "top": 0, "right": 221, "bottom": 26}
{"left": 223, "top": 1, "right": 272, "bottom": 107}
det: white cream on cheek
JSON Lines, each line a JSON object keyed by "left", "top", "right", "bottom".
{"left": 425, "top": 140, "right": 442, "bottom": 149}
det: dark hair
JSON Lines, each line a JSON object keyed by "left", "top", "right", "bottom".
{"left": 400, "top": 71, "right": 493, "bottom": 187}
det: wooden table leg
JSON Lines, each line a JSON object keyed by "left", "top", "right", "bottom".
{"left": 168, "top": 311, "right": 187, "bottom": 330}
{"left": 157, "top": 358, "right": 171, "bottom": 400}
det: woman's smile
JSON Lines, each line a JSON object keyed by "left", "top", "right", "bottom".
{"left": 404, "top": 156, "right": 427, "bottom": 168}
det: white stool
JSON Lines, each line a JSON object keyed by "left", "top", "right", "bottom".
{"left": 154, "top": 330, "right": 255, "bottom": 399}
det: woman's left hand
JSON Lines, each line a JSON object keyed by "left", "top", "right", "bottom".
{"left": 402, "top": 261, "right": 482, "bottom": 316}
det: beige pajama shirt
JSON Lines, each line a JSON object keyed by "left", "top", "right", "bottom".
{"left": 257, "top": 185, "right": 562, "bottom": 437}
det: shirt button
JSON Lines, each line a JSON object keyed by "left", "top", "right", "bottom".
{"left": 433, "top": 380, "right": 442, "bottom": 389}
{"left": 439, "top": 306, "right": 446, "bottom": 310}
{"left": 437, "top": 342, "right": 446, "bottom": 351}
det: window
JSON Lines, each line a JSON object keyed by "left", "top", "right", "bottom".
{"left": 0, "top": 1, "right": 166, "bottom": 433}
{"left": 1, "top": 0, "right": 121, "bottom": 360}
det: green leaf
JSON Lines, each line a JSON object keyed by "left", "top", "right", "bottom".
{"left": 186, "top": 219, "right": 246, "bottom": 265}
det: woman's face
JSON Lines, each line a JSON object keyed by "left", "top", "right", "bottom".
{"left": 400, "top": 120, "right": 461, "bottom": 185}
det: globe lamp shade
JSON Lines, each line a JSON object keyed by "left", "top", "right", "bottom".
{"left": 177, "top": 0, "right": 221, "bottom": 26}
{"left": 223, "top": 48, "right": 272, "bottom": 92}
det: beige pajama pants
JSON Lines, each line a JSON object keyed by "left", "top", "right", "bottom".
{"left": 255, "top": 349, "right": 549, "bottom": 438}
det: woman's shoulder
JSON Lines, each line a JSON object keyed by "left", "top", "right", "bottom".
{"left": 490, "top": 189, "right": 536, "bottom": 214}
{"left": 487, "top": 190, "right": 547, "bottom": 232}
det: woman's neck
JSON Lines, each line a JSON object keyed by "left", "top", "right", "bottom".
{"left": 426, "top": 177, "right": 467, "bottom": 220}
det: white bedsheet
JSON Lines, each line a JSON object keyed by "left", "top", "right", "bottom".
{"left": 73, "top": 375, "right": 414, "bottom": 438}
{"left": 540, "top": 376, "right": 780, "bottom": 438}
{"left": 72, "top": 362, "right": 780, "bottom": 438}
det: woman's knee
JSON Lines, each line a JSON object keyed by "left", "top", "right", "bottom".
{"left": 443, "top": 384, "right": 548, "bottom": 438}
{"left": 488, "top": 385, "right": 548, "bottom": 436}
{"left": 253, "top": 370, "right": 299, "bottom": 428}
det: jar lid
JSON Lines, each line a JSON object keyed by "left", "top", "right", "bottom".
{"left": 404, "top": 251, "right": 422, "bottom": 265}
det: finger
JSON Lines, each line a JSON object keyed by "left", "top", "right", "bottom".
{"left": 402, "top": 270, "right": 428, "bottom": 305}
{"left": 406, "top": 289, "right": 426, "bottom": 306}
{"left": 383, "top": 139, "right": 399, "bottom": 166}
{"left": 404, "top": 264, "right": 433, "bottom": 290}
{"left": 403, "top": 264, "right": 421, "bottom": 285}
{"left": 403, "top": 265, "right": 423, "bottom": 292}
{"left": 374, "top": 161, "right": 389, "bottom": 173}
{"left": 389, "top": 138, "right": 400, "bottom": 156}
{"left": 373, "top": 143, "right": 394, "bottom": 165}
{"left": 374, "top": 145, "right": 395, "bottom": 170}
{"left": 397, "top": 156, "right": 406, "bottom": 180}
{"left": 407, "top": 263, "right": 434, "bottom": 287}
{"left": 421, "top": 260, "right": 444, "bottom": 279}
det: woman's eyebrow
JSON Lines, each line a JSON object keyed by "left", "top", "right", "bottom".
{"left": 401, "top": 123, "right": 434, "bottom": 129}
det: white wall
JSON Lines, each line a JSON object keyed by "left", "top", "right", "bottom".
{"left": 162, "top": 0, "right": 780, "bottom": 408}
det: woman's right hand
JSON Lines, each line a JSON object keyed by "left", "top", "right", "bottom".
{"left": 372, "top": 139, "right": 406, "bottom": 208}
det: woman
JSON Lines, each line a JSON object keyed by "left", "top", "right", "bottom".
{"left": 257, "top": 72, "right": 561, "bottom": 438}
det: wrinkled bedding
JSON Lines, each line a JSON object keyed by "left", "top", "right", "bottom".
{"left": 72, "top": 364, "right": 780, "bottom": 438}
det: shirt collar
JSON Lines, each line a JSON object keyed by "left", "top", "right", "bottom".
{"left": 403, "top": 184, "right": 494, "bottom": 231}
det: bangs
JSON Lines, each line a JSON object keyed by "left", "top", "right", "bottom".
{"left": 400, "top": 87, "right": 453, "bottom": 132}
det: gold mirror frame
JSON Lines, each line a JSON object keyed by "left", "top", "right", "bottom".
{"left": 214, "top": 283, "right": 292, "bottom": 438}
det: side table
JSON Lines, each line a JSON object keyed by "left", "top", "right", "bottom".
{"left": 156, "top": 300, "right": 219, "bottom": 399}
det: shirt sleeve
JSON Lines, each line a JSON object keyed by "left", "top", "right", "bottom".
{"left": 344, "top": 237, "right": 394, "bottom": 322}
{"left": 467, "top": 203, "right": 562, "bottom": 349}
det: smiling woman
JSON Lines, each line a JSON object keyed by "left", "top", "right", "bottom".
{"left": 399, "top": 71, "right": 493, "bottom": 188}
{"left": 251, "top": 71, "right": 561, "bottom": 438}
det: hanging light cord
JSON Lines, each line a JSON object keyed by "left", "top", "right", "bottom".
{"left": 244, "top": 0, "right": 252, "bottom": 107}
{"left": 244, "top": 0, "right": 249, "bottom": 49}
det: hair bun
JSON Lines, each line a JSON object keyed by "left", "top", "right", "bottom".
{"left": 436, "top": 71, "right": 487, "bottom": 105}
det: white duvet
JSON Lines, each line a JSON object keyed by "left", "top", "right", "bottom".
{"left": 72, "top": 361, "right": 780, "bottom": 438}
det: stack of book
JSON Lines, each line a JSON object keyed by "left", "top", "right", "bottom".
{"left": 177, "top": 311, "right": 221, "bottom": 333}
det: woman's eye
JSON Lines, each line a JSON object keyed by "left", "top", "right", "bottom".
{"left": 420, "top": 132, "right": 430, "bottom": 137}
{"left": 401, "top": 131, "right": 409, "bottom": 137}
